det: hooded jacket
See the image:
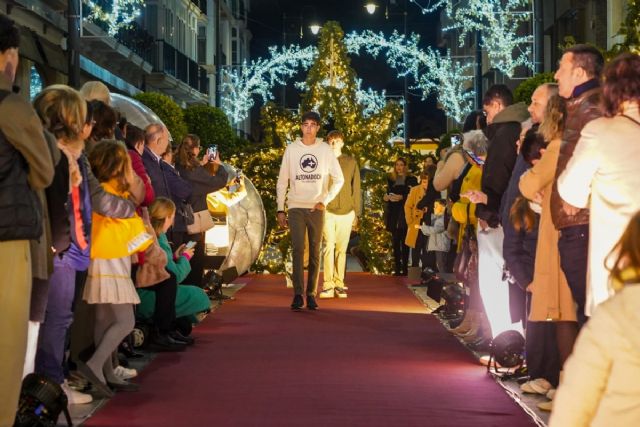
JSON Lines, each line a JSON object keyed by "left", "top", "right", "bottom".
{"left": 476, "top": 102, "right": 530, "bottom": 228}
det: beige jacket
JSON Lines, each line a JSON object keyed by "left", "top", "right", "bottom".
{"left": 519, "top": 139, "right": 576, "bottom": 321}
{"left": 550, "top": 284, "right": 640, "bottom": 427}
{"left": 558, "top": 104, "right": 640, "bottom": 314}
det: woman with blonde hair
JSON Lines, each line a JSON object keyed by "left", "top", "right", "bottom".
{"left": 175, "top": 134, "right": 228, "bottom": 286}
{"left": 80, "top": 80, "right": 110, "bottom": 105}
{"left": 550, "top": 211, "right": 640, "bottom": 426}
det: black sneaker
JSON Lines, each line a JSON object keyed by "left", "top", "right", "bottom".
{"left": 306, "top": 295, "right": 318, "bottom": 310}
{"left": 291, "top": 294, "right": 304, "bottom": 310}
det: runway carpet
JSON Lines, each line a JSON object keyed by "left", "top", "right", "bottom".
{"left": 85, "top": 273, "right": 535, "bottom": 427}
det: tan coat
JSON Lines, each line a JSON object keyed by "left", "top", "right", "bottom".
{"left": 519, "top": 138, "right": 577, "bottom": 322}
{"left": 558, "top": 104, "right": 640, "bottom": 314}
{"left": 404, "top": 184, "right": 426, "bottom": 248}
{"left": 550, "top": 284, "right": 640, "bottom": 427}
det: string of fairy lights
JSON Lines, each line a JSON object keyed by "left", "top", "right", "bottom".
{"left": 83, "top": 0, "right": 145, "bottom": 36}
{"left": 412, "top": 0, "right": 534, "bottom": 77}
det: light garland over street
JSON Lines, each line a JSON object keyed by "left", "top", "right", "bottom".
{"left": 221, "top": 30, "right": 474, "bottom": 124}
{"left": 412, "top": 0, "right": 534, "bottom": 77}
{"left": 84, "top": 0, "right": 145, "bottom": 36}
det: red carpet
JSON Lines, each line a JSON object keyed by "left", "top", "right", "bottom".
{"left": 85, "top": 273, "right": 534, "bottom": 427}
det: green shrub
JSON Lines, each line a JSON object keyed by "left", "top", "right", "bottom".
{"left": 184, "top": 104, "right": 241, "bottom": 156}
{"left": 133, "top": 92, "right": 188, "bottom": 144}
{"left": 513, "top": 73, "right": 556, "bottom": 104}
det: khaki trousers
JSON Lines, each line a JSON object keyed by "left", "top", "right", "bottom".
{"left": 322, "top": 211, "right": 355, "bottom": 290}
{"left": 0, "top": 240, "right": 31, "bottom": 427}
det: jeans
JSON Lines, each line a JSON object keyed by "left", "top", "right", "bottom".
{"left": 35, "top": 255, "right": 76, "bottom": 384}
{"left": 557, "top": 224, "right": 589, "bottom": 327}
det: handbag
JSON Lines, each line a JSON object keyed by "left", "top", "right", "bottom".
{"left": 136, "top": 227, "right": 170, "bottom": 288}
{"left": 90, "top": 213, "right": 153, "bottom": 259}
{"left": 187, "top": 209, "right": 215, "bottom": 234}
{"left": 177, "top": 201, "right": 195, "bottom": 226}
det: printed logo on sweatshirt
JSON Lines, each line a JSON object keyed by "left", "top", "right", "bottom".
{"left": 296, "top": 154, "right": 321, "bottom": 181}
{"left": 300, "top": 154, "right": 318, "bottom": 172}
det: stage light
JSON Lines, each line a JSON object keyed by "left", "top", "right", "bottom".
{"left": 489, "top": 330, "right": 525, "bottom": 369}
{"left": 365, "top": 3, "right": 378, "bottom": 14}
{"left": 309, "top": 24, "right": 321, "bottom": 35}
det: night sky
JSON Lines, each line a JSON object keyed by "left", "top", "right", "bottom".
{"left": 247, "top": 0, "right": 446, "bottom": 138}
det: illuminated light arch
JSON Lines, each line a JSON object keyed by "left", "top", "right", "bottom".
{"left": 221, "top": 31, "right": 474, "bottom": 125}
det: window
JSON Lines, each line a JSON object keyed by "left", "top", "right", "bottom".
{"left": 29, "top": 65, "right": 43, "bottom": 101}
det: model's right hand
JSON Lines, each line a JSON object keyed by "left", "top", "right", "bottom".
{"left": 277, "top": 211, "right": 288, "bottom": 229}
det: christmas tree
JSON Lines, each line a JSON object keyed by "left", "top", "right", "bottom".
{"left": 247, "top": 21, "right": 422, "bottom": 274}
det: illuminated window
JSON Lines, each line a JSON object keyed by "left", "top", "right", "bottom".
{"left": 29, "top": 65, "right": 43, "bottom": 101}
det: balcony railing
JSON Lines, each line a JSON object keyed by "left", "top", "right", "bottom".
{"left": 116, "top": 28, "right": 209, "bottom": 95}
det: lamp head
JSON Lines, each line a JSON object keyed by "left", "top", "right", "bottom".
{"left": 309, "top": 24, "right": 321, "bottom": 35}
{"left": 365, "top": 3, "right": 378, "bottom": 14}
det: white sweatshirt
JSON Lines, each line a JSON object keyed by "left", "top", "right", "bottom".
{"left": 277, "top": 138, "right": 344, "bottom": 211}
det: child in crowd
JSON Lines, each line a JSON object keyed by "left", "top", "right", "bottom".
{"left": 33, "top": 86, "right": 138, "bottom": 403}
{"left": 419, "top": 199, "right": 451, "bottom": 273}
{"left": 78, "top": 140, "right": 152, "bottom": 396}
{"left": 137, "top": 197, "right": 211, "bottom": 336}
{"left": 550, "top": 211, "right": 640, "bottom": 427}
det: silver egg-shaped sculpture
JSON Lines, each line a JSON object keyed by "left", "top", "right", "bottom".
{"left": 110, "top": 93, "right": 265, "bottom": 276}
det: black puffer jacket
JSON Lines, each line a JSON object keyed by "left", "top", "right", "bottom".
{"left": 0, "top": 129, "right": 42, "bottom": 240}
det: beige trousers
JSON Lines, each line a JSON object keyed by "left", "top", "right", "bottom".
{"left": 0, "top": 240, "right": 31, "bottom": 427}
{"left": 322, "top": 211, "right": 355, "bottom": 290}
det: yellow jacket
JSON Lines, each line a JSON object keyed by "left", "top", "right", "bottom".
{"left": 404, "top": 184, "right": 426, "bottom": 248}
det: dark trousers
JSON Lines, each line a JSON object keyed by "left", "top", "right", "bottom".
{"left": 146, "top": 271, "right": 178, "bottom": 334}
{"left": 526, "top": 321, "right": 560, "bottom": 386}
{"left": 392, "top": 227, "right": 409, "bottom": 274}
{"left": 525, "top": 294, "right": 560, "bottom": 385}
{"left": 184, "top": 232, "right": 206, "bottom": 287}
{"left": 558, "top": 224, "right": 589, "bottom": 326}
{"left": 289, "top": 208, "right": 324, "bottom": 296}
{"left": 411, "top": 233, "right": 428, "bottom": 268}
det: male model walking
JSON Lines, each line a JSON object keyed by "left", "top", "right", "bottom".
{"left": 276, "top": 112, "right": 344, "bottom": 310}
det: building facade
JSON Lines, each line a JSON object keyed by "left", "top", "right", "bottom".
{"left": 1, "top": 0, "right": 251, "bottom": 132}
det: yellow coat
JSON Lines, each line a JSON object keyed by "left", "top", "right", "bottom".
{"left": 404, "top": 185, "right": 426, "bottom": 248}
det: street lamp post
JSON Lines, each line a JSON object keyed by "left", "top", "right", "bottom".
{"left": 366, "top": 1, "right": 410, "bottom": 148}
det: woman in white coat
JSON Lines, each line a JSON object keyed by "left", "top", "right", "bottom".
{"left": 549, "top": 212, "right": 640, "bottom": 427}
{"left": 557, "top": 52, "right": 640, "bottom": 314}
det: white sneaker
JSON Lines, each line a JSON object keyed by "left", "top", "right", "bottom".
{"left": 335, "top": 288, "right": 348, "bottom": 299}
{"left": 520, "top": 378, "right": 552, "bottom": 395}
{"left": 546, "top": 388, "right": 556, "bottom": 400}
{"left": 61, "top": 380, "right": 93, "bottom": 404}
{"left": 114, "top": 365, "right": 138, "bottom": 380}
{"left": 318, "top": 289, "right": 335, "bottom": 299}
